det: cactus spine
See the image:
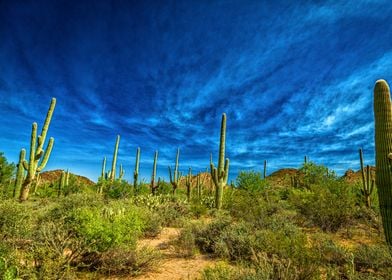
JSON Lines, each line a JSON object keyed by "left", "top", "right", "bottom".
{"left": 185, "top": 167, "right": 192, "bottom": 202}
{"left": 359, "top": 148, "right": 375, "bottom": 207}
{"left": 109, "top": 135, "right": 120, "bottom": 182}
{"left": 19, "top": 98, "right": 56, "bottom": 202}
{"left": 210, "top": 113, "right": 229, "bottom": 209}
{"left": 374, "top": 79, "right": 392, "bottom": 247}
{"left": 169, "top": 148, "right": 181, "bottom": 195}
{"left": 151, "top": 151, "right": 159, "bottom": 195}
{"left": 134, "top": 147, "right": 140, "bottom": 190}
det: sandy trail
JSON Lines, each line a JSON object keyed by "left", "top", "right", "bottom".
{"left": 134, "top": 227, "right": 216, "bottom": 280}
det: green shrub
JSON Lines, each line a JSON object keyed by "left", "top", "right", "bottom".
{"left": 353, "top": 243, "right": 392, "bottom": 272}
{"left": 289, "top": 179, "right": 356, "bottom": 232}
{"left": 235, "top": 170, "right": 266, "bottom": 192}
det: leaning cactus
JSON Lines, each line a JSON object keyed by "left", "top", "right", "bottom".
{"left": 134, "top": 147, "right": 140, "bottom": 190}
{"left": 109, "top": 135, "right": 120, "bottom": 182}
{"left": 150, "top": 151, "right": 159, "bottom": 195}
{"left": 373, "top": 79, "right": 392, "bottom": 247}
{"left": 359, "top": 148, "right": 375, "bottom": 207}
{"left": 169, "top": 148, "right": 181, "bottom": 195}
{"left": 19, "top": 98, "right": 56, "bottom": 202}
{"left": 210, "top": 113, "right": 229, "bottom": 210}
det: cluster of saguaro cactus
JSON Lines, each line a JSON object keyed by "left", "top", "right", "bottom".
{"left": 373, "top": 79, "right": 392, "bottom": 248}
{"left": 150, "top": 151, "right": 159, "bottom": 195}
{"left": 210, "top": 113, "right": 229, "bottom": 210}
{"left": 185, "top": 167, "right": 192, "bottom": 201}
{"left": 359, "top": 148, "right": 375, "bottom": 208}
{"left": 134, "top": 147, "right": 140, "bottom": 190}
{"left": 169, "top": 148, "right": 181, "bottom": 195}
{"left": 19, "top": 98, "right": 56, "bottom": 202}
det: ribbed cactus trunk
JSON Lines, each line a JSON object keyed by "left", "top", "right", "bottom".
{"left": 151, "top": 151, "right": 158, "bottom": 195}
{"left": 134, "top": 147, "right": 140, "bottom": 191}
{"left": 374, "top": 79, "right": 392, "bottom": 247}
{"left": 109, "top": 135, "right": 120, "bottom": 182}
{"left": 19, "top": 98, "right": 56, "bottom": 202}
{"left": 210, "top": 113, "right": 229, "bottom": 210}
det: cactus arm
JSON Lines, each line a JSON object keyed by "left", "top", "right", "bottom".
{"left": 22, "top": 159, "right": 28, "bottom": 171}
{"left": 223, "top": 158, "right": 230, "bottom": 183}
{"left": 101, "top": 157, "right": 106, "bottom": 179}
{"left": 36, "top": 137, "right": 54, "bottom": 172}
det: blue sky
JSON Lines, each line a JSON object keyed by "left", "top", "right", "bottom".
{"left": 1, "top": 0, "right": 392, "bottom": 182}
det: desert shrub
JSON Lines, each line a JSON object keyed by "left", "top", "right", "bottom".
{"left": 0, "top": 152, "right": 15, "bottom": 197}
{"left": 310, "top": 233, "right": 350, "bottom": 266}
{"left": 299, "top": 162, "right": 335, "bottom": 188}
{"left": 353, "top": 243, "right": 392, "bottom": 272}
{"left": 65, "top": 203, "right": 144, "bottom": 252}
{"left": 235, "top": 170, "right": 266, "bottom": 192}
{"left": 95, "top": 246, "right": 161, "bottom": 276}
{"left": 173, "top": 222, "right": 201, "bottom": 257}
{"left": 141, "top": 211, "right": 163, "bottom": 238}
{"left": 189, "top": 202, "right": 208, "bottom": 218}
{"left": 289, "top": 179, "right": 356, "bottom": 232}
{"left": 195, "top": 213, "right": 233, "bottom": 254}
{"left": 104, "top": 180, "right": 132, "bottom": 199}
{"left": 0, "top": 200, "right": 36, "bottom": 240}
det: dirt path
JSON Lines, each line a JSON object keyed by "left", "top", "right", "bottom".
{"left": 135, "top": 227, "right": 217, "bottom": 280}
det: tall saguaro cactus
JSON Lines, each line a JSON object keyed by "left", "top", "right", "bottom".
{"left": 109, "top": 135, "right": 120, "bottom": 182}
{"left": 169, "top": 148, "right": 181, "bottom": 195}
{"left": 134, "top": 147, "right": 140, "bottom": 190}
{"left": 359, "top": 148, "right": 375, "bottom": 207}
{"left": 19, "top": 98, "right": 56, "bottom": 202}
{"left": 374, "top": 79, "right": 392, "bottom": 247}
{"left": 151, "top": 151, "right": 159, "bottom": 195}
{"left": 210, "top": 113, "right": 229, "bottom": 209}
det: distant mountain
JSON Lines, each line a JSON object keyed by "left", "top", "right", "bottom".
{"left": 39, "top": 169, "right": 95, "bottom": 186}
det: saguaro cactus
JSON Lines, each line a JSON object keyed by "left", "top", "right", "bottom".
{"left": 109, "top": 135, "right": 120, "bottom": 182}
{"left": 19, "top": 98, "right": 56, "bottom": 202}
{"left": 169, "top": 148, "right": 181, "bottom": 195}
{"left": 359, "top": 148, "right": 375, "bottom": 207}
{"left": 101, "top": 157, "right": 107, "bottom": 180}
{"left": 119, "top": 164, "right": 124, "bottom": 180}
{"left": 151, "top": 151, "right": 159, "bottom": 195}
{"left": 263, "top": 160, "right": 267, "bottom": 179}
{"left": 373, "top": 79, "right": 392, "bottom": 247}
{"left": 185, "top": 167, "right": 192, "bottom": 202}
{"left": 134, "top": 147, "right": 140, "bottom": 190}
{"left": 210, "top": 113, "right": 229, "bottom": 209}
{"left": 14, "top": 150, "right": 26, "bottom": 198}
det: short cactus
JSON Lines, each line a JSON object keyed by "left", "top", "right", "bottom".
{"left": 210, "top": 113, "right": 229, "bottom": 209}
{"left": 263, "top": 160, "right": 267, "bottom": 179}
{"left": 185, "top": 167, "right": 192, "bottom": 202}
{"left": 19, "top": 98, "right": 56, "bottom": 202}
{"left": 373, "top": 79, "right": 392, "bottom": 247}
{"left": 150, "top": 151, "right": 159, "bottom": 195}
{"left": 169, "top": 148, "right": 181, "bottom": 195}
{"left": 13, "top": 149, "right": 26, "bottom": 198}
{"left": 359, "top": 148, "right": 375, "bottom": 207}
{"left": 134, "top": 147, "right": 140, "bottom": 190}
